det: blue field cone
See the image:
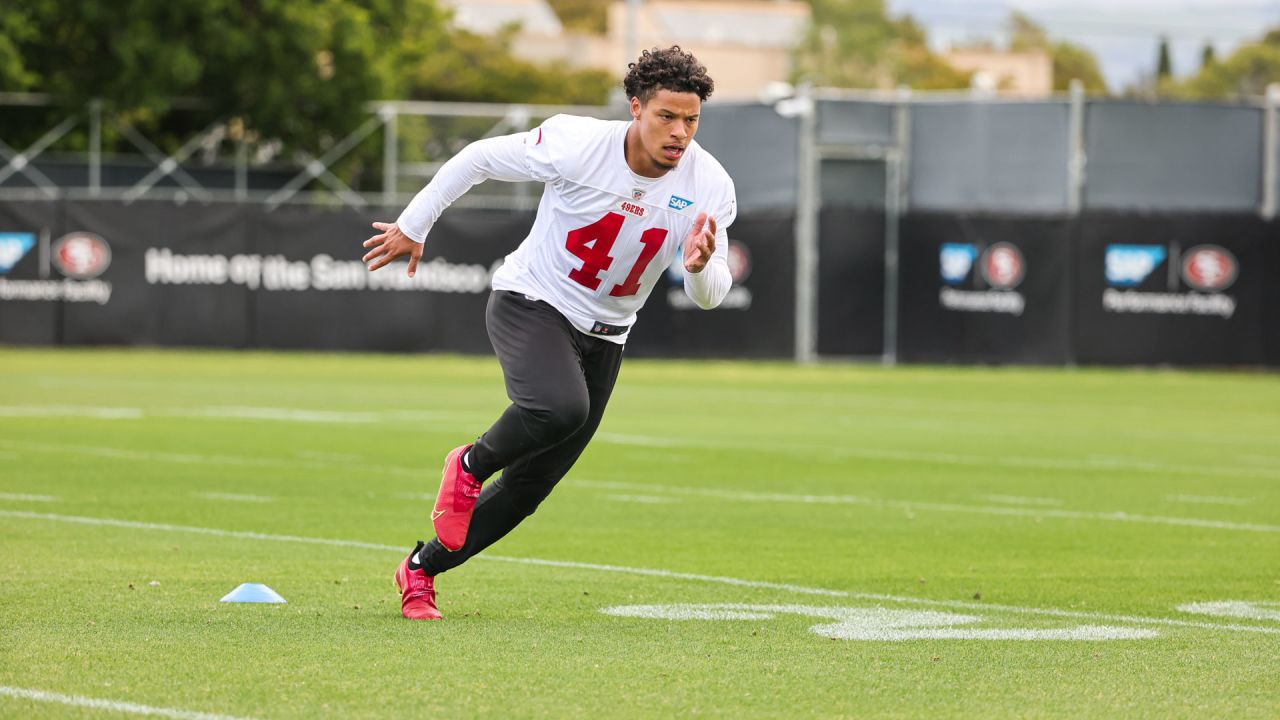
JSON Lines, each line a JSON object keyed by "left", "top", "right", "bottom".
{"left": 220, "top": 583, "right": 287, "bottom": 603}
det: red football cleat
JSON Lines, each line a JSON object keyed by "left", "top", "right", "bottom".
{"left": 395, "top": 545, "right": 442, "bottom": 620}
{"left": 432, "top": 444, "right": 482, "bottom": 552}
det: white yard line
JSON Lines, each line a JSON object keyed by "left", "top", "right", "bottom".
{"left": 0, "top": 686, "right": 258, "bottom": 720}
{"left": 572, "top": 479, "right": 1279, "bottom": 534}
{"left": 1165, "top": 494, "right": 1253, "bottom": 506}
{"left": 0, "top": 492, "right": 57, "bottom": 502}
{"left": 594, "top": 433, "right": 1280, "bottom": 481}
{"left": 194, "top": 492, "right": 275, "bottom": 503}
{"left": 2, "top": 509, "right": 1277, "bottom": 637}
{"left": 0, "top": 405, "right": 143, "bottom": 419}
{"left": 602, "top": 494, "right": 678, "bottom": 504}
{"left": 976, "top": 494, "right": 1065, "bottom": 507}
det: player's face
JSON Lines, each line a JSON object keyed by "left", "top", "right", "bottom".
{"left": 629, "top": 89, "right": 701, "bottom": 176}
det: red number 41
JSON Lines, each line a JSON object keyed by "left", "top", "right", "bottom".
{"left": 565, "top": 212, "right": 667, "bottom": 297}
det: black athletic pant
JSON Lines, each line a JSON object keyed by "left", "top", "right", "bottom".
{"left": 418, "top": 291, "right": 624, "bottom": 577}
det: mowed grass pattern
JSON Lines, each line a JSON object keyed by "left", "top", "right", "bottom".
{"left": 1, "top": 348, "right": 1278, "bottom": 718}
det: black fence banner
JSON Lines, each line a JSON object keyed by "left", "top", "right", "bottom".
{"left": 0, "top": 199, "right": 63, "bottom": 345}
{"left": 4, "top": 200, "right": 1275, "bottom": 368}
{"left": 1266, "top": 225, "right": 1280, "bottom": 367}
{"left": 63, "top": 200, "right": 254, "bottom": 347}
{"left": 897, "top": 214, "right": 1073, "bottom": 364}
{"left": 626, "top": 209, "right": 794, "bottom": 358}
{"left": 1074, "top": 214, "right": 1271, "bottom": 365}
{"left": 817, "top": 209, "right": 885, "bottom": 357}
{"left": 252, "top": 205, "right": 531, "bottom": 352}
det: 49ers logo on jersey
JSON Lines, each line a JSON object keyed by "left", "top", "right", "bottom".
{"left": 617, "top": 200, "right": 646, "bottom": 218}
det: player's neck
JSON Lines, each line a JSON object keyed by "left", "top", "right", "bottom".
{"left": 623, "top": 125, "right": 671, "bottom": 179}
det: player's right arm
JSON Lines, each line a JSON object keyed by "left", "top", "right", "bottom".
{"left": 363, "top": 129, "right": 558, "bottom": 276}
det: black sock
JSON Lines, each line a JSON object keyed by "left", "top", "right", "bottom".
{"left": 406, "top": 540, "right": 426, "bottom": 570}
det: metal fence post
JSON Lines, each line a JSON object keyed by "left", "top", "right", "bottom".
{"left": 1067, "top": 79, "right": 1086, "bottom": 215}
{"left": 89, "top": 99, "right": 102, "bottom": 197}
{"left": 793, "top": 85, "right": 818, "bottom": 364}
{"left": 381, "top": 104, "right": 398, "bottom": 208}
{"left": 882, "top": 87, "right": 911, "bottom": 366}
{"left": 235, "top": 140, "right": 248, "bottom": 202}
{"left": 1263, "top": 83, "right": 1278, "bottom": 220}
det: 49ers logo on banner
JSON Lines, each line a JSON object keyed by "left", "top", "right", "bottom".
{"left": 980, "top": 243, "right": 1025, "bottom": 291}
{"left": 1180, "top": 245, "right": 1237, "bottom": 292}
{"left": 52, "top": 232, "right": 112, "bottom": 280}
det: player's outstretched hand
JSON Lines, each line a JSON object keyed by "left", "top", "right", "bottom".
{"left": 683, "top": 212, "right": 717, "bottom": 273}
{"left": 362, "top": 222, "right": 423, "bottom": 277}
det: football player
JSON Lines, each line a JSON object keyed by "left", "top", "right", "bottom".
{"left": 363, "top": 46, "right": 736, "bottom": 620}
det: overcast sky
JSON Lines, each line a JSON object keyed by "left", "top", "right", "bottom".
{"left": 887, "top": 0, "right": 1280, "bottom": 90}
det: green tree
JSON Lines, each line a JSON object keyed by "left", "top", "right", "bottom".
{"left": 546, "top": 0, "right": 608, "bottom": 34}
{"left": 1169, "top": 29, "right": 1280, "bottom": 99}
{"left": 1201, "top": 41, "right": 1217, "bottom": 68}
{"left": 1008, "top": 11, "right": 1107, "bottom": 93}
{"left": 794, "top": 0, "right": 966, "bottom": 89}
{"left": 1156, "top": 36, "right": 1173, "bottom": 80}
{"left": 0, "top": 0, "right": 612, "bottom": 159}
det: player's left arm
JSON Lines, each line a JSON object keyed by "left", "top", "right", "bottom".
{"left": 682, "top": 191, "right": 735, "bottom": 310}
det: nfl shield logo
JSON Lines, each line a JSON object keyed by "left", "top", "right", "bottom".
{"left": 632, "top": 188, "right": 646, "bottom": 200}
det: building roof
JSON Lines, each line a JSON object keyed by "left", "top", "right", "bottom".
{"left": 647, "top": 1, "right": 809, "bottom": 48}
{"left": 443, "top": 0, "right": 563, "bottom": 36}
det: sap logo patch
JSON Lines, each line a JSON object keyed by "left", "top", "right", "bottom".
{"left": 939, "top": 243, "right": 977, "bottom": 285}
{"left": 1181, "top": 245, "right": 1237, "bottom": 292}
{"left": 668, "top": 195, "right": 693, "bottom": 211}
{"left": 1105, "top": 245, "right": 1165, "bottom": 287}
{"left": 0, "top": 232, "right": 37, "bottom": 274}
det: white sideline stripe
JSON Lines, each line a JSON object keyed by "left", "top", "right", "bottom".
{"left": 3, "top": 509, "right": 1278, "bottom": 636}
{"left": 892, "top": 500, "right": 1280, "bottom": 534}
{"left": 0, "top": 686, "right": 257, "bottom": 720}
{"left": 603, "top": 494, "right": 678, "bottom": 505}
{"left": 1165, "top": 494, "right": 1252, "bottom": 506}
{"left": 977, "top": 494, "right": 1064, "bottom": 507}
{"left": 0, "top": 405, "right": 143, "bottom": 419}
{"left": 194, "top": 492, "right": 275, "bottom": 503}
{"left": 577, "top": 479, "right": 870, "bottom": 505}
{"left": 595, "top": 432, "right": 1280, "bottom": 481}
{"left": 0, "top": 405, "right": 466, "bottom": 425}
{"left": 573, "top": 480, "right": 1280, "bottom": 534}
{"left": 0, "top": 492, "right": 58, "bottom": 502}
{"left": 6, "top": 436, "right": 1280, "bottom": 491}
{"left": 0, "top": 439, "right": 422, "bottom": 479}
{"left": 4, "top": 437, "right": 1271, "bottom": 534}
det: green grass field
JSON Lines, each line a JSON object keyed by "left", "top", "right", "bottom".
{"left": 1, "top": 348, "right": 1278, "bottom": 719}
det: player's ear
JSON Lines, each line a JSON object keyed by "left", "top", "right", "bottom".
{"left": 629, "top": 96, "right": 642, "bottom": 119}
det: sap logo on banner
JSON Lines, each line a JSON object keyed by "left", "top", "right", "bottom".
{"left": 1101, "top": 242, "right": 1238, "bottom": 319}
{"left": 1105, "top": 245, "right": 1166, "bottom": 287}
{"left": 937, "top": 242, "right": 1026, "bottom": 316}
{"left": 0, "top": 232, "right": 36, "bottom": 274}
{"left": 939, "top": 243, "right": 977, "bottom": 285}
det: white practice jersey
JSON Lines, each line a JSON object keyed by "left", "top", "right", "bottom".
{"left": 395, "top": 114, "right": 737, "bottom": 343}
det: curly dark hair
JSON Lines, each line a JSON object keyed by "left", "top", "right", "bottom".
{"left": 623, "top": 46, "right": 715, "bottom": 103}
